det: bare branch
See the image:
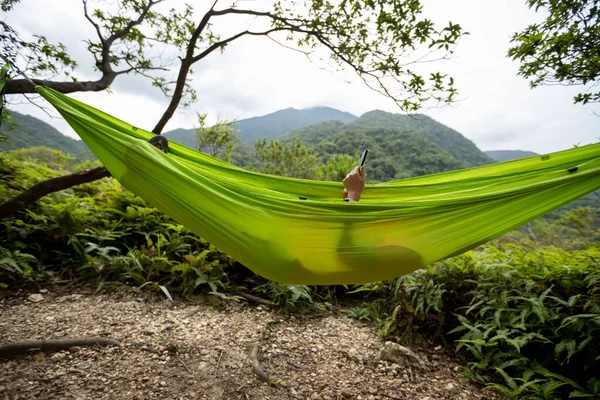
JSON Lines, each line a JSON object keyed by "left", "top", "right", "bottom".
{"left": 83, "top": 0, "right": 105, "bottom": 45}
{"left": 192, "top": 28, "right": 286, "bottom": 63}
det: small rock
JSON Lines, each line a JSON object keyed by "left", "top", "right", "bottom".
{"left": 368, "top": 387, "right": 377, "bottom": 394}
{"left": 28, "top": 293, "right": 44, "bottom": 303}
{"left": 434, "top": 345, "right": 442, "bottom": 351}
{"left": 51, "top": 352, "right": 66, "bottom": 360}
{"left": 68, "top": 346, "right": 81, "bottom": 353}
{"left": 445, "top": 382, "right": 455, "bottom": 390}
{"left": 345, "top": 348, "right": 363, "bottom": 364}
{"left": 375, "top": 341, "right": 426, "bottom": 370}
{"left": 341, "top": 388, "right": 352, "bottom": 398}
{"left": 166, "top": 344, "right": 178, "bottom": 354}
{"left": 160, "top": 381, "right": 166, "bottom": 387}
{"left": 39, "top": 289, "right": 49, "bottom": 294}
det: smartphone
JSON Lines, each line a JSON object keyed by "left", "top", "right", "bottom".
{"left": 359, "top": 149, "right": 368, "bottom": 167}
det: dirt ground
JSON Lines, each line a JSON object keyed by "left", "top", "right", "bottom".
{"left": 0, "top": 287, "right": 501, "bottom": 400}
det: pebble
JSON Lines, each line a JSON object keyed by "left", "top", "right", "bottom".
{"left": 28, "top": 293, "right": 44, "bottom": 303}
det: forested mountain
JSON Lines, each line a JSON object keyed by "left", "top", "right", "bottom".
{"left": 281, "top": 111, "right": 495, "bottom": 181}
{"left": 485, "top": 150, "right": 538, "bottom": 162}
{"left": 0, "top": 111, "right": 93, "bottom": 160}
{"left": 163, "top": 128, "right": 196, "bottom": 149}
{"left": 164, "top": 106, "right": 357, "bottom": 148}
{"left": 347, "top": 111, "right": 493, "bottom": 166}
{"left": 305, "top": 126, "right": 465, "bottom": 181}
{"left": 237, "top": 106, "right": 357, "bottom": 143}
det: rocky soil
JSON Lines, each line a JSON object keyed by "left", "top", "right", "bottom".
{"left": 0, "top": 288, "right": 501, "bottom": 400}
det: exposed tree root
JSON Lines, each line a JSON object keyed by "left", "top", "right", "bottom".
{"left": 0, "top": 336, "right": 121, "bottom": 358}
{"left": 250, "top": 322, "right": 276, "bottom": 385}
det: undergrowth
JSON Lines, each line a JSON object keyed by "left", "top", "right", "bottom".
{"left": 2, "top": 148, "right": 600, "bottom": 399}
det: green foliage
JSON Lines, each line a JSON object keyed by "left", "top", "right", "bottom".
{"left": 195, "top": 114, "right": 239, "bottom": 162}
{"left": 8, "top": 147, "right": 75, "bottom": 171}
{"left": 508, "top": 0, "right": 600, "bottom": 104}
{"left": 254, "top": 283, "right": 314, "bottom": 313}
{"left": 281, "top": 0, "right": 465, "bottom": 111}
{"left": 317, "top": 154, "right": 357, "bottom": 182}
{"left": 0, "top": 149, "right": 236, "bottom": 297}
{"left": 1, "top": 0, "right": 77, "bottom": 77}
{"left": 345, "top": 245, "right": 600, "bottom": 399}
{"left": 253, "top": 138, "right": 320, "bottom": 179}
{"left": 494, "top": 207, "right": 600, "bottom": 250}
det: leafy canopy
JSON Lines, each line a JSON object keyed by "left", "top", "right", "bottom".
{"left": 508, "top": 0, "right": 600, "bottom": 104}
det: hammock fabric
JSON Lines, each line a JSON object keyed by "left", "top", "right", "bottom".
{"left": 36, "top": 86, "right": 600, "bottom": 284}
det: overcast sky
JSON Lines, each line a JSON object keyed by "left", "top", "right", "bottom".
{"left": 3, "top": 0, "right": 599, "bottom": 153}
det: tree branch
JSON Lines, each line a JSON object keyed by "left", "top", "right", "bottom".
{"left": 0, "top": 167, "right": 111, "bottom": 220}
{"left": 0, "top": 337, "right": 120, "bottom": 358}
{"left": 192, "top": 28, "right": 286, "bottom": 63}
{"left": 83, "top": 0, "right": 106, "bottom": 45}
{"left": 152, "top": 1, "right": 218, "bottom": 133}
{"left": 5, "top": 0, "right": 164, "bottom": 94}
{"left": 5, "top": 78, "right": 116, "bottom": 94}
{"left": 104, "top": 0, "right": 164, "bottom": 47}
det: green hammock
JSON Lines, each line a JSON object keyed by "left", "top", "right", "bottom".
{"left": 34, "top": 86, "right": 600, "bottom": 284}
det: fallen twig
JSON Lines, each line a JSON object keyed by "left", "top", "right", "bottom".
{"left": 214, "top": 349, "right": 223, "bottom": 376}
{"left": 176, "top": 355, "right": 193, "bottom": 375}
{"left": 234, "top": 291, "right": 271, "bottom": 306}
{"left": 0, "top": 337, "right": 120, "bottom": 358}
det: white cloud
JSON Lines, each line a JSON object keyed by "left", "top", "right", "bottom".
{"left": 2, "top": 0, "right": 599, "bottom": 154}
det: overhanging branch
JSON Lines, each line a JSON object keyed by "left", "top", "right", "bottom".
{"left": 0, "top": 167, "right": 111, "bottom": 220}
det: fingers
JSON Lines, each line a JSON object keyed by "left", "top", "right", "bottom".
{"left": 359, "top": 166, "right": 364, "bottom": 177}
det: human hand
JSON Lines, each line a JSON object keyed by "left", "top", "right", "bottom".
{"left": 343, "top": 166, "right": 365, "bottom": 201}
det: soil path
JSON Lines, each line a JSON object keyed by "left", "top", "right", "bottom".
{"left": 0, "top": 288, "right": 500, "bottom": 400}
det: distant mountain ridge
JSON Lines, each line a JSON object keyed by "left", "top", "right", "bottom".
{"left": 4, "top": 106, "right": 497, "bottom": 183}
{"left": 285, "top": 110, "right": 493, "bottom": 167}
{"left": 164, "top": 106, "right": 357, "bottom": 149}
{"left": 348, "top": 111, "right": 493, "bottom": 166}
{"left": 485, "top": 150, "right": 538, "bottom": 162}
{"left": 0, "top": 111, "right": 93, "bottom": 160}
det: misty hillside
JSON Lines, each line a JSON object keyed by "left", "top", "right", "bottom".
{"left": 164, "top": 106, "right": 357, "bottom": 149}
{"left": 485, "top": 150, "right": 538, "bottom": 162}
{"left": 0, "top": 111, "right": 93, "bottom": 160}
